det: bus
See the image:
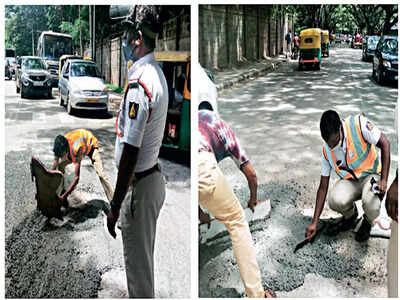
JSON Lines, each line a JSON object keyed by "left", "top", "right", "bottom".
{"left": 37, "top": 31, "right": 73, "bottom": 87}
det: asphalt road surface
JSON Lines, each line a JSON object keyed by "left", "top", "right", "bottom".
{"left": 4, "top": 80, "right": 190, "bottom": 298}
{"left": 199, "top": 47, "right": 397, "bottom": 297}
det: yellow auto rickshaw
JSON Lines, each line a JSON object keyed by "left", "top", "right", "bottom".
{"left": 299, "top": 28, "right": 322, "bottom": 71}
{"left": 322, "top": 30, "right": 330, "bottom": 57}
{"left": 154, "top": 51, "right": 191, "bottom": 158}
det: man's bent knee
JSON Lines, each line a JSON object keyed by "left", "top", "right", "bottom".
{"left": 328, "top": 186, "right": 355, "bottom": 214}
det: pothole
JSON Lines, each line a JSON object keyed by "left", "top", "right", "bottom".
{"left": 199, "top": 182, "right": 388, "bottom": 297}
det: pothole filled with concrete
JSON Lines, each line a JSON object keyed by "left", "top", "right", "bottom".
{"left": 199, "top": 182, "right": 388, "bottom": 297}
{"left": 5, "top": 154, "right": 122, "bottom": 298}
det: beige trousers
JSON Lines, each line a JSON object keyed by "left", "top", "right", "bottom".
{"left": 120, "top": 170, "right": 165, "bottom": 298}
{"left": 90, "top": 148, "right": 114, "bottom": 202}
{"left": 198, "top": 151, "right": 264, "bottom": 298}
{"left": 388, "top": 221, "right": 398, "bottom": 297}
{"left": 328, "top": 174, "right": 381, "bottom": 222}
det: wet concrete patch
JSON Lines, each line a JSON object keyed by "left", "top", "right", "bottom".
{"left": 6, "top": 152, "right": 124, "bottom": 298}
{"left": 6, "top": 210, "right": 104, "bottom": 298}
{"left": 199, "top": 182, "right": 388, "bottom": 297}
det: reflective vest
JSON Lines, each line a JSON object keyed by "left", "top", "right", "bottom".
{"left": 65, "top": 129, "right": 98, "bottom": 163}
{"left": 322, "top": 114, "right": 381, "bottom": 180}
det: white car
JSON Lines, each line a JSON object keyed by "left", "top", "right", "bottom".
{"left": 197, "top": 63, "right": 218, "bottom": 114}
{"left": 58, "top": 59, "right": 108, "bottom": 114}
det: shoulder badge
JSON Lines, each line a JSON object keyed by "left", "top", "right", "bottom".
{"left": 129, "top": 102, "right": 139, "bottom": 119}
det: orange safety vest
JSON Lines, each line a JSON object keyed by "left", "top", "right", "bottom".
{"left": 322, "top": 114, "right": 381, "bottom": 180}
{"left": 65, "top": 129, "right": 98, "bottom": 163}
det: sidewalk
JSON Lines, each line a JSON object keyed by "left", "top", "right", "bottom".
{"left": 213, "top": 57, "right": 282, "bottom": 92}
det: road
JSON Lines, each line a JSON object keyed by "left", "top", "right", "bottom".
{"left": 199, "top": 47, "right": 397, "bottom": 297}
{"left": 4, "top": 80, "right": 190, "bottom": 298}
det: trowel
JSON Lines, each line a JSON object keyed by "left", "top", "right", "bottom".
{"left": 294, "top": 222, "right": 326, "bottom": 253}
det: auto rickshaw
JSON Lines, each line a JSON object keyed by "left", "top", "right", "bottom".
{"left": 299, "top": 28, "right": 322, "bottom": 71}
{"left": 154, "top": 51, "right": 191, "bottom": 159}
{"left": 321, "top": 30, "right": 330, "bottom": 57}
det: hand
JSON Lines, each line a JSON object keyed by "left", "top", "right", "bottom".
{"left": 248, "top": 198, "right": 258, "bottom": 213}
{"left": 305, "top": 223, "right": 317, "bottom": 241}
{"left": 59, "top": 194, "right": 68, "bottom": 207}
{"left": 107, "top": 208, "right": 120, "bottom": 239}
{"left": 385, "top": 179, "right": 398, "bottom": 222}
{"left": 199, "top": 209, "right": 211, "bottom": 229}
{"left": 377, "top": 179, "right": 387, "bottom": 195}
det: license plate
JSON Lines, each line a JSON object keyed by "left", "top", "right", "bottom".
{"left": 33, "top": 82, "right": 43, "bottom": 86}
{"left": 86, "top": 98, "right": 99, "bottom": 103}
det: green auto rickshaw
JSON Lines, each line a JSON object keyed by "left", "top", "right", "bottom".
{"left": 155, "top": 51, "right": 191, "bottom": 160}
{"left": 321, "top": 30, "right": 330, "bottom": 57}
{"left": 299, "top": 28, "right": 322, "bottom": 70}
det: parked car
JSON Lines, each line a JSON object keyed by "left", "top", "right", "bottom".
{"left": 15, "top": 56, "right": 52, "bottom": 98}
{"left": 362, "top": 35, "right": 380, "bottom": 61}
{"left": 372, "top": 35, "right": 398, "bottom": 84}
{"left": 58, "top": 59, "right": 108, "bottom": 114}
{"left": 5, "top": 59, "right": 12, "bottom": 80}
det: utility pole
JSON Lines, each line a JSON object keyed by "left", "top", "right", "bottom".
{"left": 79, "top": 5, "right": 83, "bottom": 56}
{"left": 31, "top": 26, "right": 34, "bottom": 56}
{"left": 93, "top": 6, "right": 96, "bottom": 61}
{"left": 89, "top": 6, "right": 92, "bottom": 58}
{"left": 89, "top": 5, "right": 96, "bottom": 61}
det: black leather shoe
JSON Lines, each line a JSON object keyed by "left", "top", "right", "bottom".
{"left": 355, "top": 215, "right": 372, "bottom": 242}
{"left": 326, "top": 210, "right": 358, "bottom": 236}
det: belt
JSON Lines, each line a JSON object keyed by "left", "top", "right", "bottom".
{"left": 135, "top": 164, "right": 160, "bottom": 181}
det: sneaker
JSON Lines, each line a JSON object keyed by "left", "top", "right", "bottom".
{"left": 326, "top": 210, "right": 358, "bottom": 236}
{"left": 355, "top": 215, "right": 372, "bottom": 242}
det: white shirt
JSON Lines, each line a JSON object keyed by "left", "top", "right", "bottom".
{"left": 115, "top": 53, "right": 168, "bottom": 172}
{"left": 321, "top": 115, "right": 381, "bottom": 177}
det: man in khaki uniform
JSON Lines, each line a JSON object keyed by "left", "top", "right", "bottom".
{"left": 306, "top": 110, "right": 391, "bottom": 242}
{"left": 106, "top": 5, "right": 168, "bottom": 298}
{"left": 198, "top": 109, "right": 275, "bottom": 298}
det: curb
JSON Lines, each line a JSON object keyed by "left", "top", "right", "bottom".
{"left": 215, "top": 61, "right": 281, "bottom": 92}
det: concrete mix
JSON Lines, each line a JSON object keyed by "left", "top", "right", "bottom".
{"left": 5, "top": 152, "right": 124, "bottom": 298}
{"left": 199, "top": 182, "right": 388, "bottom": 297}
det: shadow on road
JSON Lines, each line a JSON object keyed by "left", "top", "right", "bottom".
{"left": 69, "top": 110, "right": 113, "bottom": 120}
{"left": 42, "top": 199, "right": 110, "bottom": 232}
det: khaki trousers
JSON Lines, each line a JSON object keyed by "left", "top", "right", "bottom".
{"left": 120, "top": 170, "right": 165, "bottom": 298}
{"left": 388, "top": 221, "right": 398, "bottom": 297}
{"left": 90, "top": 148, "right": 114, "bottom": 202}
{"left": 198, "top": 151, "right": 264, "bottom": 298}
{"left": 328, "top": 174, "right": 381, "bottom": 222}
